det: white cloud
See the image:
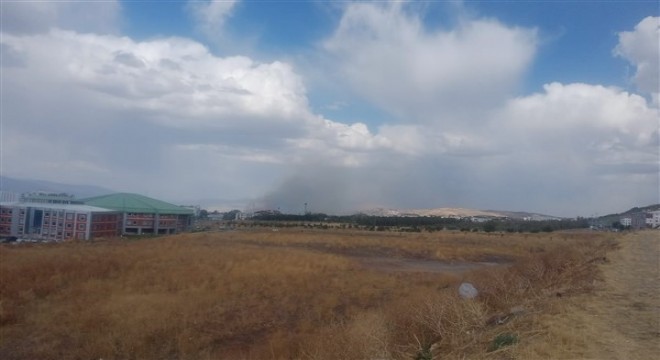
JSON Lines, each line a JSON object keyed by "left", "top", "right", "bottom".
{"left": 187, "top": 0, "right": 239, "bottom": 37}
{"left": 1, "top": 30, "right": 311, "bottom": 129}
{"left": 0, "top": 28, "right": 392, "bottom": 194}
{"left": 615, "top": 16, "right": 660, "bottom": 104}
{"left": 323, "top": 2, "right": 537, "bottom": 124}
{"left": 497, "top": 82, "right": 658, "bottom": 173}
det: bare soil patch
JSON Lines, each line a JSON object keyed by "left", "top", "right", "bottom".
{"left": 353, "top": 256, "right": 502, "bottom": 274}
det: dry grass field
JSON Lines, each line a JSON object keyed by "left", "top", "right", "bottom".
{"left": 0, "top": 229, "right": 618, "bottom": 359}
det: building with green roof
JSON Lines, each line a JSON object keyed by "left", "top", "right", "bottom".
{"left": 82, "top": 193, "right": 194, "bottom": 235}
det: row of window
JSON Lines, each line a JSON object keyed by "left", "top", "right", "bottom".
{"left": 43, "top": 223, "right": 86, "bottom": 230}
{"left": 126, "top": 213, "right": 154, "bottom": 218}
{"left": 127, "top": 220, "right": 153, "bottom": 226}
{"left": 42, "top": 212, "right": 88, "bottom": 222}
{"left": 92, "top": 224, "right": 117, "bottom": 231}
{"left": 93, "top": 215, "right": 117, "bottom": 222}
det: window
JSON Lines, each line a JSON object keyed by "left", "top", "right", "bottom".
{"left": 78, "top": 224, "right": 85, "bottom": 230}
{"left": 77, "top": 214, "right": 87, "bottom": 222}
{"left": 66, "top": 223, "right": 72, "bottom": 228}
{"left": 66, "top": 213, "right": 74, "bottom": 220}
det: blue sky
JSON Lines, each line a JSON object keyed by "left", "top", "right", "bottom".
{"left": 1, "top": 1, "right": 658, "bottom": 216}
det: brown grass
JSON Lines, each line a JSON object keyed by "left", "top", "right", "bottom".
{"left": 0, "top": 229, "right": 617, "bottom": 359}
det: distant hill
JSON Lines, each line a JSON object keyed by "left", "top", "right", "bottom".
{"left": 0, "top": 176, "right": 115, "bottom": 199}
{"left": 358, "top": 207, "right": 563, "bottom": 220}
{"left": 597, "top": 204, "right": 660, "bottom": 225}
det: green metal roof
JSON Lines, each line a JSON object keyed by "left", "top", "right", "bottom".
{"left": 81, "top": 193, "right": 194, "bottom": 215}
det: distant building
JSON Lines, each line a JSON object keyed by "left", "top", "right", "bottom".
{"left": 20, "top": 192, "right": 81, "bottom": 204}
{"left": 0, "top": 202, "right": 121, "bottom": 240}
{"left": 207, "top": 212, "right": 224, "bottom": 221}
{"left": 82, "top": 193, "right": 194, "bottom": 235}
{"left": 647, "top": 210, "right": 660, "bottom": 228}
{"left": 0, "top": 191, "right": 19, "bottom": 203}
{"left": 631, "top": 213, "right": 649, "bottom": 229}
{"left": 1, "top": 192, "right": 195, "bottom": 240}
{"left": 621, "top": 213, "right": 648, "bottom": 229}
{"left": 181, "top": 205, "right": 201, "bottom": 217}
{"left": 620, "top": 217, "right": 632, "bottom": 227}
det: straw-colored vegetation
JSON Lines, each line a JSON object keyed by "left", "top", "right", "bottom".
{"left": 0, "top": 229, "right": 617, "bottom": 359}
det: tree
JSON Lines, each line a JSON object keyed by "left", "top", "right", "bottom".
{"left": 223, "top": 210, "right": 241, "bottom": 220}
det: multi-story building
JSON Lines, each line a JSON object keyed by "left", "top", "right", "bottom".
{"left": 620, "top": 217, "right": 632, "bottom": 227}
{"left": 0, "top": 202, "right": 121, "bottom": 241}
{"left": 20, "top": 192, "right": 81, "bottom": 204}
{"left": 82, "top": 193, "right": 194, "bottom": 235}
{"left": 646, "top": 210, "right": 660, "bottom": 228}
{"left": 1, "top": 192, "right": 193, "bottom": 240}
{"left": 620, "top": 212, "right": 654, "bottom": 230}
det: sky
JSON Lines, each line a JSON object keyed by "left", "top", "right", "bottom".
{"left": 1, "top": 0, "right": 658, "bottom": 217}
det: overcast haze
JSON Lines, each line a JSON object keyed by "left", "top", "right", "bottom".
{"left": 1, "top": 1, "right": 658, "bottom": 216}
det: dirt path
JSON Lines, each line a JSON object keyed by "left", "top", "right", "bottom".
{"left": 523, "top": 231, "right": 659, "bottom": 359}
{"left": 588, "top": 230, "right": 660, "bottom": 359}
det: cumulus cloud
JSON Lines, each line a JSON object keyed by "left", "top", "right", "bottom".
{"left": 495, "top": 82, "right": 658, "bottom": 182}
{"left": 615, "top": 16, "right": 660, "bottom": 104}
{"left": 1, "top": 30, "right": 311, "bottom": 130}
{"left": 0, "top": 28, "right": 393, "bottom": 197}
{"left": 323, "top": 1, "right": 537, "bottom": 124}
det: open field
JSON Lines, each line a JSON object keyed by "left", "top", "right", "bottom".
{"left": 1, "top": 229, "right": 619, "bottom": 359}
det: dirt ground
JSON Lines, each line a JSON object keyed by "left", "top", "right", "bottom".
{"left": 520, "top": 231, "right": 659, "bottom": 359}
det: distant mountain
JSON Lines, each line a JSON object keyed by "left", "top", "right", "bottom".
{"left": 596, "top": 204, "right": 660, "bottom": 224}
{"left": 358, "top": 207, "right": 563, "bottom": 220}
{"left": 486, "top": 210, "right": 564, "bottom": 221}
{"left": 0, "top": 176, "right": 115, "bottom": 199}
{"left": 617, "top": 204, "right": 660, "bottom": 216}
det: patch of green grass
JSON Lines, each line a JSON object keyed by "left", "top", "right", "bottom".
{"left": 489, "top": 333, "right": 518, "bottom": 351}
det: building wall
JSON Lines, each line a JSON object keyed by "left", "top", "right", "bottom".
{"left": 0, "top": 206, "right": 14, "bottom": 236}
{"left": 649, "top": 211, "right": 660, "bottom": 228}
{"left": 91, "top": 213, "right": 122, "bottom": 238}
{"left": 630, "top": 213, "right": 647, "bottom": 229}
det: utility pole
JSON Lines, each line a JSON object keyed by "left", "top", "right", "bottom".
{"left": 304, "top": 202, "right": 308, "bottom": 215}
